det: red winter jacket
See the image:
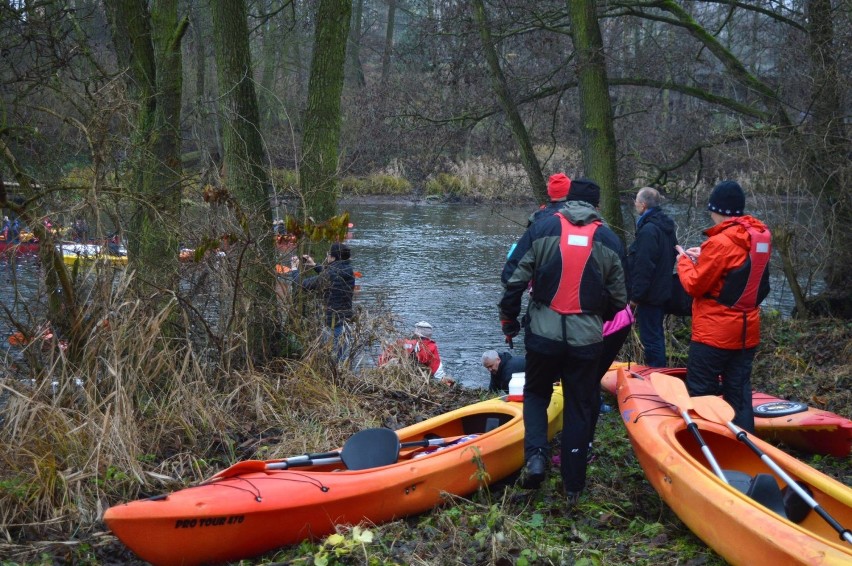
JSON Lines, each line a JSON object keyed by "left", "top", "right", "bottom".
{"left": 677, "top": 215, "right": 770, "bottom": 350}
{"left": 379, "top": 337, "right": 444, "bottom": 378}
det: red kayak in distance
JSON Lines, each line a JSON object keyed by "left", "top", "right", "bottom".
{"left": 0, "top": 240, "right": 40, "bottom": 254}
{"left": 603, "top": 363, "right": 852, "bottom": 458}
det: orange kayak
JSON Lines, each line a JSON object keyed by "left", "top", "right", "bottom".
{"left": 616, "top": 369, "right": 852, "bottom": 565}
{"left": 104, "top": 387, "right": 564, "bottom": 565}
{"left": 602, "top": 364, "right": 852, "bottom": 457}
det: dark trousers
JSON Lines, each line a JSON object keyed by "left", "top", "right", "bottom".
{"left": 524, "top": 349, "right": 599, "bottom": 493}
{"left": 635, "top": 304, "right": 667, "bottom": 367}
{"left": 686, "top": 341, "right": 756, "bottom": 433}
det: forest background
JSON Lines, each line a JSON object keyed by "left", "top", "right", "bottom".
{"left": 0, "top": 0, "right": 849, "bottom": 564}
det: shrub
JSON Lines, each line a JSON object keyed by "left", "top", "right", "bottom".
{"left": 425, "top": 173, "right": 465, "bottom": 197}
{"left": 61, "top": 166, "right": 97, "bottom": 189}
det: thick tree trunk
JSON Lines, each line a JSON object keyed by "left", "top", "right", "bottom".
{"left": 804, "top": 0, "right": 850, "bottom": 303}
{"left": 470, "top": 0, "right": 546, "bottom": 203}
{"left": 259, "top": 0, "right": 282, "bottom": 128}
{"left": 300, "top": 0, "right": 351, "bottom": 222}
{"left": 565, "top": 0, "right": 625, "bottom": 237}
{"left": 106, "top": 0, "right": 185, "bottom": 296}
{"left": 210, "top": 0, "right": 278, "bottom": 360}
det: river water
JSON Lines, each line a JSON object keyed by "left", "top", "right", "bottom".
{"left": 347, "top": 202, "right": 529, "bottom": 388}
{"left": 0, "top": 201, "right": 809, "bottom": 389}
{"left": 345, "top": 201, "right": 805, "bottom": 388}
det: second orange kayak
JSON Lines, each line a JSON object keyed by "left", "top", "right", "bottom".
{"left": 616, "top": 369, "right": 852, "bottom": 565}
{"left": 602, "top": 363, "right": 851, "bottom": 457}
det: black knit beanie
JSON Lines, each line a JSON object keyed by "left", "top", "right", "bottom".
{"left": 707, "top": 180, "right": 745, "bottom": 216}
{"left": 329, "top": 243, "right": 351, "bottom": 260}
{"left": 566, "top": 178, "right": 601, "bottom": 207}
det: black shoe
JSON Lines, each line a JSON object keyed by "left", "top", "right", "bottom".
{"left": 566, "top": 490, "right": 581, "bottom": 508}
{"left": 519, "top": 452, "right": 548, "bottom": 489}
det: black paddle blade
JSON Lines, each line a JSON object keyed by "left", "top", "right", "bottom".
{"left": 341, "top": 428, "right": 400, "bottom": 470}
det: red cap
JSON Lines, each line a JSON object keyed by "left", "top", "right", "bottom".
{"left": 547, "top": 173, "right": 571, "bottom": 200}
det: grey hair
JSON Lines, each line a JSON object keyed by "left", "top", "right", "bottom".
{"left": 481, "top": 350, "right": 500, "bottom": 365}
{"left": 637, "top": 187, "right": 664, "bottom": 208}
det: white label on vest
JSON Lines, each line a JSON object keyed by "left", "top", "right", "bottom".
{"left": 567, "top": 235, "right": 589, "bottom": 246}
{"left": 756, "top": 242, "right": 769, "bottom": 253}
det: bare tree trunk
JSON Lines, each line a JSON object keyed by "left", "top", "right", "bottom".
{"left": 773, "top": 226, "right": 808, "bottom": 317}
{"left": 380, "top": 0, "right": 396, "bottom": 86}
{"left": 346, "top": 0, "right": 366, "bottom": 88}
{"left": 565, "top": 0, "right": 625, "bottom": 237}
{"left": 210, "top": 0, "right": 278, "bottom": 361}
{"left": 300, "top": 0, "right": 351, "bottom": 222}
{"left": 804, "top": 0, "right": 850, "bottom": 302}
{"left": 470, "top": 0, "right": 546, "bottom": 202}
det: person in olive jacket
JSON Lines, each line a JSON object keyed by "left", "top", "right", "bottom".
{"left": 499, "top": 178, "right": 626, "bottom": 507}
{"left": 627, "top": 187, "right": 678, "bottom": 367}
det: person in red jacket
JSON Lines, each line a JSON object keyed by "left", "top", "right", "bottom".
{"left": 378, "top": 321, "right": 453, "bottom": 384}
{"left": 676, "top": 180, "right": 771, "bottom": 433}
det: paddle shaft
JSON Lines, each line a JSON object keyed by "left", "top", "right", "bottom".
{"left": 680, "top": 409, "right": 729, "bottom": 484}
{"left": 725, "top": 422, "right": 852, "bottom": 545}
{"left": 265, "top": 437, "right": 456, "bottom": 471}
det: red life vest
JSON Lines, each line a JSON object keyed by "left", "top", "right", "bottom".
{"left": 549, "top": 215, "right": 601, "bottom": 315}
{"left": 714, "top": 221, "right": 772, "bottom": 311}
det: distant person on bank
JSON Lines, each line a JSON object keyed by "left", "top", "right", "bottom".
{"left": 379, "top": 322, "right": 454, "bottom": 384}
{"left": 298, "top": 243, "right": 356, "bottom": 360}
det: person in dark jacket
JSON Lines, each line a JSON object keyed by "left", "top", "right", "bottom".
{"left": 499, "top": 179, "right": 627, "bottom": 507}
{"left": 627, "top": 187, "right": 678, "bottom": 367}
{"left": 299, "top": 243, "right": 355, "bottom": 359}
{"left": 481, "top": 349, "right": 526, "bottom": 392}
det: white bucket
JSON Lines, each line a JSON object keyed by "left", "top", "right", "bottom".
{"left": 507, "top": 372, "right": 525, "bottom": 402}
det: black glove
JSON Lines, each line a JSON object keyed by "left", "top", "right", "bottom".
{"left": 501, "top": 318, "right": 520, "bottom": 339}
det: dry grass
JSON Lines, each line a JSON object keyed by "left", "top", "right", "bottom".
{"left": 0, "top": 263, "right": 468, "bottom": 561}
